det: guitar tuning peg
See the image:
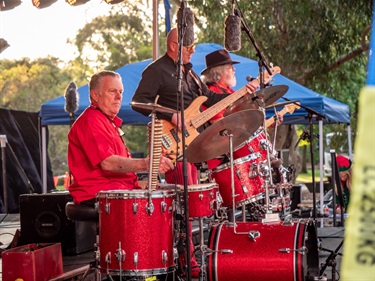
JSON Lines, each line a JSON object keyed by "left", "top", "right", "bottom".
{"left": 270, "top": 62, "right": 274, "bottom": 68}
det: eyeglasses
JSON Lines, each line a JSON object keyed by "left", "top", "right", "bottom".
{"left": 185, "top": 43, "right": 197, "bottom": 53}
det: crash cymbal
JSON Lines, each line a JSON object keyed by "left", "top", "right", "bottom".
{"left": 130, "top": 102, "right": 177, "bottom": 114}
{"left": 265, "top": 100, "right": 300, "bottom": 109}
{"left": 186, "top": 109, "right": 264, "bottom": 163}
{"left": 224, "top": 85, "right": 289, "bottom": 117}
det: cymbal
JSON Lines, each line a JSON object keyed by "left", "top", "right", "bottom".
{"left": 224, "top": 85, "right": 289, "bottom": 117}
{"left": 186, "top": 109, "right": 264, "bottom": 163}
{"left": 130, "top": 102, "right": 177, "bottom": 114}
{"left": 265, "top": 100, "right": 300, "bottom": 109}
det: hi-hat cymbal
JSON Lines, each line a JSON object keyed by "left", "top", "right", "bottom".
{"left": 186, "top": 109, "right": 264, "bottom": 163}
{"left": 130, "top": 102, "right": 177, "bottom": 114}
{"left": 265, "top": 100, "right": 300, "bottom": 109}
{"left": 224, "top": 85, "right": 289, "bottom": 117}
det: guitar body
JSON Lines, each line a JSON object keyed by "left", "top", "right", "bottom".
{"left": 161, "top": 96, "right": 208, "bottom": 160}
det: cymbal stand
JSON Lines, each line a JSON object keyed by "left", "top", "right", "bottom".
{"left": 219, "top": 129, "right": 237, "bottom": 224}
{"left": 197, "top": 217, "right": 207, "bottom": 281}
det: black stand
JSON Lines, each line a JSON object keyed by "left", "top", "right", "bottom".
{"left": 293, "top": 104, "right": 325, "bottom": 220}
{"left": 176, "top": 1, "right": 192, "bottom": 279}
{"left": 234, "top": 5, "right": 272, "bottom": 89}
{"left": 319, "top": 240, "right": 343, "bottom": 281}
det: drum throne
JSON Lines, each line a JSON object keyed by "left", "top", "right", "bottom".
{"left": 65, "top": 202, "right": 100, "bottom": 279}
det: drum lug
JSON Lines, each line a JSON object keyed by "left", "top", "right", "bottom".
{"left": 249, "top": 163, "right": 258, "bottom": 178}
{"left": 147, "top": 202, "right": 155, "bottom": 215}
{"left": 105, "top": 252, "right": 111, "bottom": 264}
{"left": 161, "top": 201, "right": 167, "bottom": 213}
{"left": 134, "top": 252, "right": 138, "bottom": 265}
{"left": 173, "top": 248, "right": 179, "bottom": 260}
{"left": 115, "top": 245, "right": 126, "bottom": 263}
{"left": 162, "top": 250, "right": 168, "bottom": 265}
{"left": 133, "top": 202, "right": 138, "bottom": 214}
{"left": 248, "top": 230, "right": 260, "bottom": 242}
{"left": 236, "top": 169, "right": 242, "bottom": 180}
{"left": 259, "top": 139, "right": 269, "bottom": 151}
{"left": 105, "top": 202, "right": 110, "bottom": 214}
{"left": 242, "top": 184, "right": 249, "bottom": 194}
{"left": 199, "top": 192, "right": 204, "bottom": 200}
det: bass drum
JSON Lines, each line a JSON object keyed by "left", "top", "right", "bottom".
{"left": 207, "top": 220, "right": 319, "bottom": 281}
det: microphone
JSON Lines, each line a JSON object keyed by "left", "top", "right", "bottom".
{"left": 224, "top": 1, "right": 241, "bottom": 52}
{"left": 177, "top": 5, "right": 195, "bottom": 47}
{"left": 64, "top": 81, "right": 79, "bottom": 115}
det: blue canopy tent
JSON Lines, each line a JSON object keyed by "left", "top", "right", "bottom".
{"left": 39, "top": 43, "right": 352, "bottom": 211}
{"left": 40, "top": 43, "right": 350, "bottom": 126}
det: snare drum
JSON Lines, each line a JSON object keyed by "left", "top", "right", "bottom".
{"left": 234, "top": 129, "right": 277, "bottom": 161}
{"left": 97, "top": 189, "right": 176, "bottom": 276}
{"left": 209, "top": 154, "right": 264, "bottom": 208}
{"left": 207, "top": 220, "right": 319, "bottom": 281}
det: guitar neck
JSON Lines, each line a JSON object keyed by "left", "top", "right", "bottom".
{"left": 265, "top": 104, "right": 300, "bottom": 128}
{"left": 192, "top": 86, "right": 250, "bottom": 127}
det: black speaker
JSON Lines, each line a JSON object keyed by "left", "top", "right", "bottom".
{"left": 19, "top": 191, "right": 96, "bottom": 255}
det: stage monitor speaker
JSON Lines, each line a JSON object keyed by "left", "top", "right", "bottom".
{"left": 19, "top": 191, "right": 96, "bottom": 255}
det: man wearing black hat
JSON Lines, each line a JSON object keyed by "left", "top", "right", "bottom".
{"left": 132, "top": 29, "right": 258, "bottom": 185}
{"left": 132, "top": 29, "right": 258, "bottom": 277}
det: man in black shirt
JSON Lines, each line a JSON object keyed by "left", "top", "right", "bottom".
{"left": 132, "top": 27, "right": 258, "bottom": 277}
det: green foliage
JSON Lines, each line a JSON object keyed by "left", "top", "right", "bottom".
{"left": 0, "top": 0, "right": 371, "bottom": 176}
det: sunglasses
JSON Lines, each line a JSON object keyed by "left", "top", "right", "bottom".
{"left": 173, "top": 42, "right": 197, "bottom": 52}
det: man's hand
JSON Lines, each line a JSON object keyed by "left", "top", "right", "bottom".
{"left": 172, "top": 112, "right": 188, "bottom": 131}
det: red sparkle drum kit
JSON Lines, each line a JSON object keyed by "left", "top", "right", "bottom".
{"left": 95, "top": 92, "right": 319, "bottom": 280}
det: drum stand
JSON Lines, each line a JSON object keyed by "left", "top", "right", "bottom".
{"left": 319, "top": 240, "right": 343, "bottom": 281}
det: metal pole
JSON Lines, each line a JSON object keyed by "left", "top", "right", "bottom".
{"left": 0, "top": 135, "right": 8, "bottom": 213}
{"left": 152, "top": 0, "right": 159, "bottom": 60}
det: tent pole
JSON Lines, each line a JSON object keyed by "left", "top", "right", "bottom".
{"left": 319, "top": 120, "right": 324, "bottom": 220}
{"left": 152, "top": 0, "right": 159, "bottom": 60}
{"left": 347, "top": 125, "right": 353, "bottom": 160}
{"left": 42, "top": 126, "right": 47, "bottom": 194}
{"left": 0, "top": 135, "right": 8, "bottom": 212}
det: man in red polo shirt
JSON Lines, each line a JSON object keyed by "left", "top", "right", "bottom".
{"left": 68, "top": 70, "right": 173, "bottom": 206}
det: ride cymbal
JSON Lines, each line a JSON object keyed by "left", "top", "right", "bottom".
{"left": 186, "top": 109, "right": 264, "bottom": 163}
{"left": 130, "top": 102, "right": 177, "bottom": 114}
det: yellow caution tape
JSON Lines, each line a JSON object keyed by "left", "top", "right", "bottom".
{"left": 342, "top": 86, "right": 375, "bottom": 281}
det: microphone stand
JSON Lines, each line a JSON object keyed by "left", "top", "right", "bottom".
{"left": 293, "top": 104, "right": 325, "bottom": 222}
{"left": 176, "top": 1, "right": 191, "bottom": 279}
{"left": 235, "top": 6, "right": 280, "bottom": 222}
{"left": 234, "top": 7, "right": 273, "bottom": 86}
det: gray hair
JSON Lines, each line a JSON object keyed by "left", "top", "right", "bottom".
{"left": 89, "top": 70, "right": 122, "bottom": 101}
{"left": 201, "top": 64, "right": 228, "bottom": 85}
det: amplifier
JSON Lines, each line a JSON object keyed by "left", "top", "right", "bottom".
{"left": 19, "top": 191, "right": 96, "bottom": 255}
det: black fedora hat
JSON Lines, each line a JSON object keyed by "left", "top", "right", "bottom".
{"left": 201, "top": 49, "right": 240, "bottom": 75}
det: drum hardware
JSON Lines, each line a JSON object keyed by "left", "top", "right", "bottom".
{"left": 279, "top": 246, "right": 308, "bottom": 254}
{"left": 248, "top": 230, "right": 260, "bottom": 241}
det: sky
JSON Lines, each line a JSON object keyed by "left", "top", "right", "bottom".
{"left": 0, "top": 0, "right": 112, "bottom": 61}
